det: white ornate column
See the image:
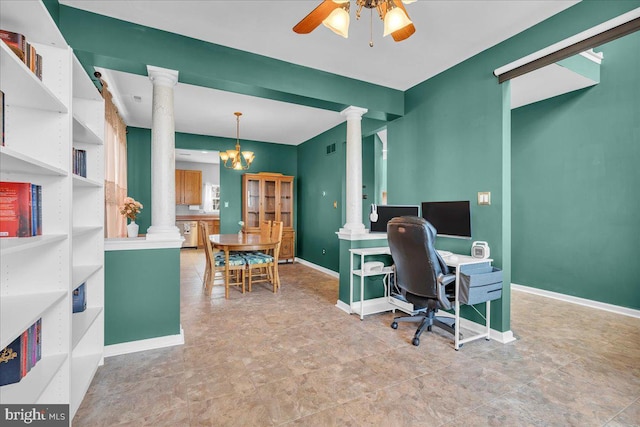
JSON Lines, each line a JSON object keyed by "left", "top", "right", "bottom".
{"left": 339, "top": 106, "right": 368, "bottom": 235}
{"left": 145, "top": 65, "right": 181, "bottom": 241}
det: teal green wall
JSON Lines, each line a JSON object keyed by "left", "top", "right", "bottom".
{"left": 126, "top": 127, "right": 297, "bottom": 235}
{"left": 57, "top": 5, "right": 402, "bottom": 120}
{"left": 362, "top": 135, "right": 376, "bottom": 222}
{"left": 373, "top": 133, "right": 386, "bottom": 205}
{"left": 104, "top": 248, "right": 180, "bottom": 345}
{"left": 512, "top": 32, "right": 640, "bottom": 310}
{"left": 296, "top": 119, "right": 385, "bottom": 270}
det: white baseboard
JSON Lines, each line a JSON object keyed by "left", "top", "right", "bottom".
{"left": 295, "top": 257, "right": 339, "bottom": 278}
{"left": 512, "top": 283, "right": 640, "bottom": 319}
{"left": 335, "top": 299, "right": 351, "bottom": 314}
{"left": 104, "top": 327, "right": 185, "bottom": 357}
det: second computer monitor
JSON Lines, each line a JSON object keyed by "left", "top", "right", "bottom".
{"left": 370, "top": 205, "right": 420, "bottom": 232}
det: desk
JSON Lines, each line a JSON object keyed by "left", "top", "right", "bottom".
{"left": 384, "top": 251, "right": 494, "bottom": 350}
{"left": 209, "top": 234, "right": 278, "bottom": 298}
{"left": 349, "top": 247, "right": 395, "bottom": 320}
{"left": 443, "top": 254, "right": 493, "bottom": 350}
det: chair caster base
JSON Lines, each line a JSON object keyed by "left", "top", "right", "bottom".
{"left": 412, "top": 337, "right": 420, "bottom": 346}
{"left": 391, "top": 322, "right": 398, "bottom": 329}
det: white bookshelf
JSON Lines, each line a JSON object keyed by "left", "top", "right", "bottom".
{"left": 0, "top": 1, "right": 104, "bottom": 421}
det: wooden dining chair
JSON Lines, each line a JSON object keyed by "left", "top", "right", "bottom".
{"left": 244, "top": 221, "right": 282, "bottom": 293}
{"left": 270, "top": 221, "right": 283, "bottom": 290}
{"left": 199, "top": 221, "right": 247, "bottom": 298}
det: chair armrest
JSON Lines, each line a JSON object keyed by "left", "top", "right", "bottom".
{"left": 438, "top": 273, "right": 456, "bottom": 287}
{"left": 436, "top": 274, "right": 456, "bottom": 310}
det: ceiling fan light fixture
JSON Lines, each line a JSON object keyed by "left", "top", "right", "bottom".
{"left": 219, "top": 152, "right": 229, "bottom": 161}
{"left": 383, "top": 2, "right": 412, "bottom": 37}
{"left": 322, "top": 7, "right": 350, "bottom": 38}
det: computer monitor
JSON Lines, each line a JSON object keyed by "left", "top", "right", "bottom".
{"left": 421, "top": 201, "right": 472, "bottom": 239}
{"left": 370, "top": 205, "right": 420, "bottom": 232}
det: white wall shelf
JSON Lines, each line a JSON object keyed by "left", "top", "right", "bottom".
{"left": 70, "top": 353, "right": 101, "bottom": 416}
{"left": 0, "top": 1, "right": 105, "bottom": 419}
{"left": 0, "top": 354, "right": 68, "bottom": 404}
{"left": 72, "top": 264, "right": 102, "bottom": 289}
{"left": 72, "top": 226, "right": 103, "bottom": 238}
{"left": 72, "top": 308, "right": 103, "bottom": 349}
{"left": 0, "top": 234, "right": 68, "bottom": 256}
{"left": 0, "top": 43, "right": 67, "bottom": 113}
{"left": 0, "top": 291, "right": 66, "bottom": 349}
{"left": 0, "top": 146, "right": 68, "bottom": 176}
{"left": 73, "top": 115, "right": 103, "bottom": 145}
{"left": 72, "top": 175, "right": 102, "bottom": 188}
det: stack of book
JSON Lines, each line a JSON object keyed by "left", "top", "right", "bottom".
{"left": 72, "top": 148, "right": 87, "bottom": 178}
{"left": 0, "top": 182, "right": 43, "bottom": 238}
{"left": 0, "top": 319, "right": 42, "bottom": 386}
{"left": 0, "top": 30, "right": 43, "bottom": 80}
{"left": 1, "top": 90, "right": 4, "bottom": 146}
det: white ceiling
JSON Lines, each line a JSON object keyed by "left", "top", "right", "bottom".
{"left": 63, "top": 0, "right": 579, "bottom": 144}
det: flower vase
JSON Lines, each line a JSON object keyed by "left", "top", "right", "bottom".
{"left": 238, "top": 229, "right": 243, "bottom": 239}
{"left": 127, "top": 220, "right": 139, "bottom": 238}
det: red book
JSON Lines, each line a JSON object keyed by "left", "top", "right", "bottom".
{"left": 0, "top": 182, "right": 32, "bottom": 237}
{"left": 0, "top": 29, "right": 26, "bottom": 62}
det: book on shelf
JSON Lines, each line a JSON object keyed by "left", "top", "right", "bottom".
{"left": 73, "top": 283, "right": 87, "bottom": 313}
{"left": 1, "top": 89, "right": 4, "bottom": 146}
{"left": 0, "top": 182, "right": 42, "bottom": 237}
{"left": 0, "top": 318, "right": 42, "bottom": 387}
{"left": 0, "top": 29, "right": 26, "bottom": 62}
{"left": 0, "top": 29, "right": 42, "bottom": 80}
{"left": 72, "top": 148, "right": 87, "bottom": 178}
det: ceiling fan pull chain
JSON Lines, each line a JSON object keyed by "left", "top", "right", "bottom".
{"left": 369, "top": 8, "right": 374, "bottom": 47}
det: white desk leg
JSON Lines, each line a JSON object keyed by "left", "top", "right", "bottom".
{"left": 360, "top": 253, "right": 365, "bottom": 320}
{"left": 486, "top": 300, "right": 491, "bottom": 340}
{"left": 349, "top": 253, "right": 354, "bottom": 314}
{"left": 454, "top": 268, "right": 461, "bottom": 350}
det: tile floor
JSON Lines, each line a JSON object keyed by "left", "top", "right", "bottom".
{"left": 74, "top": 249, "right": 640, "bottom": 426}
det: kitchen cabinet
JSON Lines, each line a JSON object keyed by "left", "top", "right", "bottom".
{"left": 175, "top": 169, "right": 202, "bottom": 205}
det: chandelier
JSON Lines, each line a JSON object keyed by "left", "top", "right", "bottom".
{"left": 219, "top": 112, "right": 254, "bottom": 170}
{"left": 294, "top": 0, "right": 416, "bottom": 46}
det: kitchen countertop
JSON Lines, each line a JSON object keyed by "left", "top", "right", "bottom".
{"left": 176, "top": 214, "right": 219, "bottom": 221}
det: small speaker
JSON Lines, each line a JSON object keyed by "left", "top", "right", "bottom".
{"left": 471, "top": 241, "right": 490, "bottom": 259}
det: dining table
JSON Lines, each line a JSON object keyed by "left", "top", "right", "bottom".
{"left": 209, "top": 233, "right": 280, "bottom": 298}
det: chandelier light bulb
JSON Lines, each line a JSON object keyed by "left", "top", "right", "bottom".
{"left": 322, "top": 7, "right": 350, "bottom": 38}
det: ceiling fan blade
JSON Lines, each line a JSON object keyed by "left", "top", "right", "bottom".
{"left": 382, "top": 0, "right": 416, "bottom": 42}
{"left": 293, "top": 0, "right": 341, "bottom": 34}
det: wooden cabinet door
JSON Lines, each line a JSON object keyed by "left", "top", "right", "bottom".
{"left": 278, "top": 177, "right": 293, "bottom": 228}
{"left": 262, "top": 177, "right": 278, "bottom": 224}
{"left": 243, "top": 175, "right": 261, "bottom": 229}
{"left": 175, "top": 170, "right": 184, "bottom": 204}
{"left": 279, "top": 230, "right": 295, "bottom": 262}
{"left": 182, "top": 170, "right": 202, "bottom": 205}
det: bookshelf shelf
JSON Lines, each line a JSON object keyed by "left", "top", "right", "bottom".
{"left": 72, "top": 264, "right": 102, "bottom": 289}
{"left": 70, "top": 353, "right": 101, "bottom": 415}
{"left": 0, "top": 146, "right": 68, "bottom": 176}
{"left": 0, "top": 234, "right": 67, "bottom": 256}
{"left": 0, "top": 291, "right": 66, "bottom": 349}
{"left": 72, "top": 226, "right": 102, "bottom": 238}
{"left": 0, "top": 353, "right": 67, "bottom": 404}
{"left": 72, "top": 174, "right": 102, "bottom": 188}
{"left": 71, "top": 307, "right": 103, "bottom": 349}
{"left": 0, "top": 43, "right": 67, "bottom": 113}
{"left": 73, "top": 114, "right": 103, "bottom": 145}
{"left": 1, "top": 0, "right": 104, "bottom": 417}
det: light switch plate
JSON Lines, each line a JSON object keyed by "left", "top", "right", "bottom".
{"left": 478, "top": 192, "right": 491, "bottom": 205}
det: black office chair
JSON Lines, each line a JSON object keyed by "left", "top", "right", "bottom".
{"left": 387, "top": 216, "right": 457, "bottom": 346}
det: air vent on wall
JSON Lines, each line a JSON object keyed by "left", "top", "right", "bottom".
{"left": 326, "top": 143, "right": 336, "bottom": 155}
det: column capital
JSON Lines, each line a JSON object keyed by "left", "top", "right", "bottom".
{"left": 147, "top": 65, "right": 179, "bottom": 87}
{"left": 340, "top": 106, "right": 368, "bottom": 120}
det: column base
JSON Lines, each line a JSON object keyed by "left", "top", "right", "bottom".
{"left": 339, "top": 223, "right": 366, "bottom": 236}
{"left": 146, "top": 225, "right": 182, "bottom": 241}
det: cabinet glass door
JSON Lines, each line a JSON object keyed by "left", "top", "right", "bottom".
{"left": 246, "top": 178, "right": 261, "bottom": 228}
{"left": 280, "top": 179, "right": 292, "bottom": 228}
{"left": 263, "top": 179, "right": 277, "bottom": 222}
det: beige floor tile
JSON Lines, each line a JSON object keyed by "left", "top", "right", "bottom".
{"left": 73, "top": 250, "right": 640, "bottom": 427}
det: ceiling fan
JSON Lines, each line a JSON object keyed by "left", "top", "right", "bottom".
{"left": 293, "top": 0, "right": 416, "bottom": 44}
